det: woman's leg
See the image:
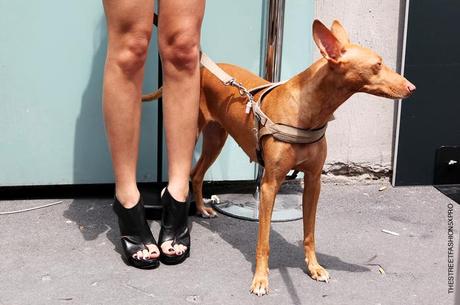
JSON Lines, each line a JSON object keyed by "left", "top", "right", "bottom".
{"left": 102, "top": 0, "right": 158, "bottom": 259}
{"left": 158, "top": 0, "right": 205, "bottom": 256}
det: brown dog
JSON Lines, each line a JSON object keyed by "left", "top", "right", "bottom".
{"left": 143, "top": 20, "right": 415, "bottom": 296}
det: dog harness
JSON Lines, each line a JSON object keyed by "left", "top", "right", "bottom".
{"left": 201, "top": 52, "right": 328, "bottom": 166}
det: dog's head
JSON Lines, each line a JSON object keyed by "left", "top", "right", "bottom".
{"left": 312, "top": 19, "right": 415, "bottom": 99}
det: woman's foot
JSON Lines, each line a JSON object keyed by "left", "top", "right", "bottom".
{"left": 113, "top": 192, "right": 160, "bottom": 269}
{"left": 158, "top": 186, "right": 191, "bottom": 264}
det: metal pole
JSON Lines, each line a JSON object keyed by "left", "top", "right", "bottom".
{"left": 254, "top": 0, "right": 286, "bottom": 216}
{"left": 263, "top": 0, "right": 285, "bottom": 83}
{"left": 256, "top": 0, "right": 302, "bottom": 221}
{"left": 261, "top": 0, "right": 300, "bottom": 186}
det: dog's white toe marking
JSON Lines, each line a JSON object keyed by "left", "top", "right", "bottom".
{"left": 250, "top": 277, "right": 269, "bottom": 296}
{"left": 197, "top": 206, "right": 218, "bottom": 218}
{"left": 308, "top": 264, "right": 330, "bottom": 283}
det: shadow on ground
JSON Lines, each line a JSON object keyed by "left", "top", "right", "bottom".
{"left": 193, "top": 215, "right": 370, "bottom": 274}
{"left": 62, "top": 196, "right": 370, "bottom": 274}
{"left": 63, "top": 199, "right": 123, "bottom": 259}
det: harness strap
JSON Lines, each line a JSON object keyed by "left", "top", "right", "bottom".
{"left": 251, "top": 84, "right": 327, "bottom": 165}
{"left": 248, "top": 83, "right": 276, "bottom": 94}
{"left": 258, "top": 121, "right": 327, "bottom": 143}
{"left": 251, "top": 84, "right": 328, "bottom": 144}
{"left": 253, "top": 82, "right": 327, "bottom": 141}
{"left": 250, "top": 82, "right": 284, "bottom": 151}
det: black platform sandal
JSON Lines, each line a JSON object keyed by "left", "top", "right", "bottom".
{"left": 158, "top": 187, "right": 191, "bottom": 265}
{"left": 112, "top": 195, "right": 160, "bottom": 269}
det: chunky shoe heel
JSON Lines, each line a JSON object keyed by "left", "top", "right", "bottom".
{"left": 159, "top": 187, "right": 191, "bottom": 265}
{"left": 113, "top": 194, "right": 160, "bottom": 269}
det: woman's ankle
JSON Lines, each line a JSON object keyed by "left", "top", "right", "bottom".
{"left": 166, "top": 182, "right": 189, "bottom": 202}
{"left": 115, "top": 187, "right": 141, "bottom": 208}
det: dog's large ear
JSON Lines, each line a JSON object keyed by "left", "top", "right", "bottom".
{"left": 331, "top": 20, "right": 350, "bottom": 45}
{"left": 313, "top": 19, "right": 344, "bottom": 63}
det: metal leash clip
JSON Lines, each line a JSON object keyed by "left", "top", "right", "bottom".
{"left": 226, "top": 79, "right": 255, "bottom": 114}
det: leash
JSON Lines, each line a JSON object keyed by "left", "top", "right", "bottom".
{"left": 201, "top": 53, "right": 259, "bottom": 115}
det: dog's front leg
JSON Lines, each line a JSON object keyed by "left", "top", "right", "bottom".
{"left": 250, "top": 164, "right": 289, "bottom": 296}
{"left": 302, "top": 172, "right": 330, "bottom": 282}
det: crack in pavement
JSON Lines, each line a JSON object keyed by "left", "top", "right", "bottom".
{"left": 124, "top": 283, "right": 156, "bottom": 298}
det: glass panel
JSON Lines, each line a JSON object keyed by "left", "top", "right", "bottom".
{"left": 0, "top": 1, "right": 159, "bottom": 185}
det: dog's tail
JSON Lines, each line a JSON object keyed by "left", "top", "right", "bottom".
{"left": 141, "top": 87, "right": 163, "bottom": 102}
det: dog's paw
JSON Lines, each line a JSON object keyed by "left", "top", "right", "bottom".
{"left": 307, "top": 263, "right": 330, "bottom": 283}
{"left": 250, "top": 276, "right": 269, "bottom": 296}
{"left": 196, "top": 206, "right": 218, "bottom": 218}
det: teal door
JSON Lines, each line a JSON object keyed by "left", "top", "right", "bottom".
{"left": 0, "top": 0, "right": 313, "bottom": 187}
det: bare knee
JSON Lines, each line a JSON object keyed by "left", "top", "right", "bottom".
{"left": 110, "top": 29, "right": 152, "bottom": 76}
{"left": 159, "top": 29, "right": 200, "bottom": 75}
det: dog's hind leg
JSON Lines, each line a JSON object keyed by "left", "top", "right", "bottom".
{"left": 302, "top": 171, "right": 330, "bottom": 282}
{"left": 191, "top": 121, "right": 228, "bottom": 218}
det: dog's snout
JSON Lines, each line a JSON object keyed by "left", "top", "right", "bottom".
{"left": 407, "top": 81, "right": 416, "bottom": 94}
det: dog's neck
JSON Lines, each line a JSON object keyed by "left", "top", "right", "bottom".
{"left": 283, "top": 58, "right": 356, "bottom": 129}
